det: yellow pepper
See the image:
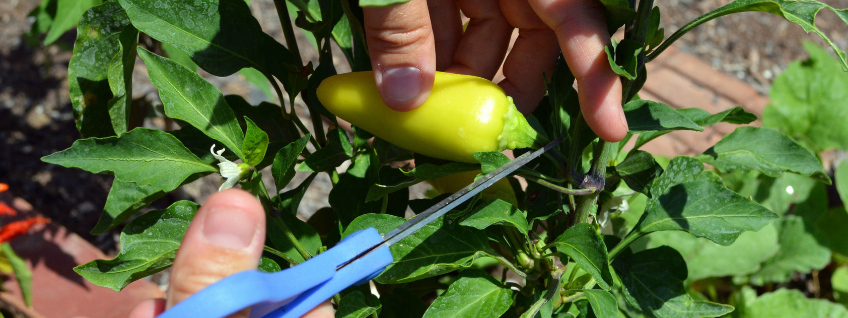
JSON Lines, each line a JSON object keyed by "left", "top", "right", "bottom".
{"left": 428, "top": 170, "right": 518, "bottom": 206}
{"left": 316, "top": 71, "right": 539, "bottom": 163}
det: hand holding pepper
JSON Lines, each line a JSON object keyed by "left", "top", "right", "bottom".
{"left": 363, "top": 0, "right": 628, "bottom": 142}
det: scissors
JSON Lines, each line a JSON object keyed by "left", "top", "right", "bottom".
{"left": 159, "top": 139, "right": 561, "bottom": 318}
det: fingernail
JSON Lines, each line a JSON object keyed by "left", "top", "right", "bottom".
{"left": 380, "top": 66, "right": 422, "bottom": 102}
{"left": 202, "top": 207, "right": 256, "bottom": 250}
{"left": 618, "top": 107, "right": 629, "bottom": 131}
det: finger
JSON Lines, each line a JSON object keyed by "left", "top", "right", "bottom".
{"left": 497, "top": 0, "right": 560, "bottom": 112}
{"left": 426, "top": 0, "right": 462, "bottom": 71}
{"left": 364, "top": 0, "right": 437, "bottom": 111}
{"left": 528, "top": 0, "right": 628, "bottom": 142}
{"left": 445, "top": 0, "right": 513, "bottom": 79}
{"left": 303, "top": 301, "right": 335, "bottom": 318}
{"left": 166, "top": 189, "right": 266, "bottom": 317}
{"left": 128, "top": 298, "right": 166, "bottom": 318}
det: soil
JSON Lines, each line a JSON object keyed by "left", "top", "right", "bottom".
{"left": 1, "top": 0, "right": 848, "bottom": 254}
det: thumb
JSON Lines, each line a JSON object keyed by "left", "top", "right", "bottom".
{"left": 166, "top": 189, "right": 266, "bottom": 315}
{"left": 363, "top": 0, "right": 436, "bottom": 111}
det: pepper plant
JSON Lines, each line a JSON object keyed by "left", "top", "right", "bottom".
{"left": 38, "top": 0, "right": 848, "bottom": 317}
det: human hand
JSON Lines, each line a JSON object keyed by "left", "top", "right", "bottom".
{"left": 363, "top": 0, "right": 628, "bottom": 142}
{"left": 128, "top": 189, "right": 334, "bottom": 318}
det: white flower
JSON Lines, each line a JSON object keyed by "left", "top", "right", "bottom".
{"left": 210, "top": 145, "right": 249, "bottom": 191}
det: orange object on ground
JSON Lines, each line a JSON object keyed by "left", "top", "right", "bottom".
{"left": 0, "top": 183, "right": 8, "bottom": 193}
{"left": 0, "top": 217, "right": 50, "bottom": 243}
{"left": 0, "top": 203, "right": 16, "bottom": 216}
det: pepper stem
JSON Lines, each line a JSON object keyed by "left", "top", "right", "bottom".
{"left": 498, "top": 97, "right": 544, "bottom": 151}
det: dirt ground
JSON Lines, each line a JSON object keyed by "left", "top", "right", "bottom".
{"left": 1, "top": 0, "right": 848, "bottom": 255}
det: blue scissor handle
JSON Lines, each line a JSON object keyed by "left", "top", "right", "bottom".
{"left": 158, "top": 228, "right": 393, "bottom": 318}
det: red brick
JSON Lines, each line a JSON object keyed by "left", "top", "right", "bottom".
{"left": 643, "top": 69, "right": 738, "bottom": 114}
{"left": 741, "top": 95, "right": 771, "bottom": 116}
{"left": 645, "top": 45, "right": 679, "bottom": 74}
{"left": 0, "top": 194, "right": 164, "bottom": 318}
{"left": 664, "top": 53, "right": 761, "bottom": 105}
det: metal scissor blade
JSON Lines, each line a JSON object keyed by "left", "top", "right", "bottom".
{"left": 382, "top": 138, "right": 562, "bottom": 247}
{"left": 336, "top": 139, "right": 561, "bottom": 271}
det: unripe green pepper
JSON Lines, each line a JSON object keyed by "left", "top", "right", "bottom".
{"left": 316, "top": 71, "right": 540, "bottom": 163}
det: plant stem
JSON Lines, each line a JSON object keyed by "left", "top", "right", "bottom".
{"left": 560, "top": 292, "right": 585, "bottom": 304}
{"left": 575, "top": 141, "right": 615, "bottom": 224}
{"left": 486, "top": 251, "right": 533, "bottom": 280}
{"left": 609, "top": 230, "right": 642, "bottom": 260}
{"left": 265, "top": 72, "right": 320, "bottom": 150}
{"left": 517, "top": 168, "right": 565, "bottom": 183}
{"left": 522, "top": 174, "right": 596, "bottom": 196}
{"left": 522, "top": 270, "right": 565, "bottom": 318}
{"left": 272, "top": 0, "right": 303, "bottom": 66}
{"left": 263, "top": 245, "right": 298, "bottom": 264}
{"left": 257, "top": 177, "right": 314, "bottom": 262}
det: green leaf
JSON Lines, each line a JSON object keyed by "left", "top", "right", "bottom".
{"left": 633, "top": 106, "right": 756, "bottom": 151}
{"left": 68, "top": 1, "right": 132, "bottom": 138}
{"left": 359, "top": 0, "right": 410, "bottom": 7}
{"left": 815, "top": 207, "right": 848, "bottom": 263}
{"left": 44, "top": 0, "right": 102, "bottom": 45}
{"left": 274, "top": 174, "right": 315, "bottom": 216}
{"left": 645, "top": 6, "right": 664, "bottom": 52}
{"left": 343, "top": 214, "right": 490, "bottom": 284}
{"left": 597, "top": 0, "right": 638, "bottom": 33}
{"left": 138, "top": 48, "right": 245, "bottom": 159}
{"left": 605, "top": 39, "right": 642, "bottom": 80}
{"left": 614, "top": 150, "right": 663, "bottom": 195}
{"left": 91, "top": 178, "right": 167, "bottom": 235}
{"left": 643, "top": 223, "right": 779, "bottom": 280}
{"left": 298, "top": 128, "right": 352, "bottom": 172}
{"left": 667, "top": 0, "right": 848, "bottom": 70}
{"left": 42, "top": 128, "right": 216, "bottom": 192}
{"left": 582, "top": 289, "right": 618, "bottom": 318}
{"left": 422, "top": 269, "right": 513, "bottom": 318}
{"left": 242, "top": 117, "right": 269, "bottom": 167}
{"left": 238, "top": 67, "right": 274, "bottom": 99}
{"left": 27, "top": 0, "right": 57, "bottom": 37}
{"left": 612, "top": 246, "right": 734, "bottom": 318}
{"left": 734, "top": 288, "right": 848, "bottom": 318}
{"left": 258, "top": 256, "right": 282, "bottom": 273}
{"left": 226, "top": 96, "right": 301, "bottom": 169}
{"left": 330, "top": 150, "right": 382, "bottom": 226}
{"left": 697, "top": 127, "right": 829, "bottom": 184}
{"left": 838, "top": 161, "right": 848, "bottom": 209}
{"left": 266, "top": 212, "right": 320, "bottom": 264}
{"left": 548, "top": 223, "right": 613, "bottom": 290}
{"left": 459, "top": 199, "right": 530, "bottom": 234}
{"left": 161, "top": 42, "right": 198, "bottom": 71}
{"left": 833, "top": 267, "right": 848, "bottom": 308}
{"left": 623, "top": 100, "right": 702, "bottom": 133}
{"left": 336, "top": 291, "right": 381, "bottom": 318}
{"left": 754, "top": 173, "right": 819, "bottom": 216}
{"left": 169, "top": 125, "right": 235, "bottom": 165}
{"left": 677, "top": 107, "right": 757, "bottom": 126}
{"left": 2, "top": 244, "right": 33, "bottom": 307}
{"left": 106, "top": 24, "right": 139, "bottom": 135}
{"left": 763, "top": 42, "right": 848, "bottom": 151}
{"left": 474, "top": 152, "right": 510, "bottom": 174}
{"left": 743, "top": 215, "right": 830, "bottom": 285}
{"left": 75, "top": 201, "right": 198, "bottom": 291}
{"left": 631, "top": 156, "right": 777, "bottom": 246}
{"left": 117, "top": 0, "right": 295, "bottom": 76}
{"left": 273, "top": 135, "right": 310, "bottom": 191}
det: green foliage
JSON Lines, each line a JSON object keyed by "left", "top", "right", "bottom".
{"left": 421, "top": 270, "right": 513, "bottom": 318}
{"left": 38, "top": 0, "right": 848, "bottom": 316}
{"left": 763, "top": 42, "right": 848, "bottom": 151}
{"left": 74, "top": 201, "right": 198, "bottom": 291}
{"left": 1, "top": 244, "right": 33, "bottom": 307}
